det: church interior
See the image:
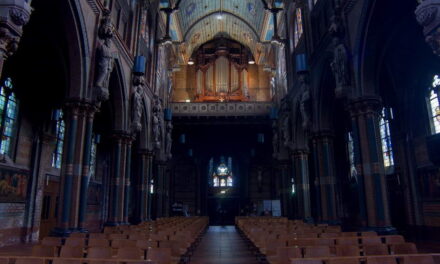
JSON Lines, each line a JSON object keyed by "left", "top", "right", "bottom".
{"left": 0, "top": 0, "right": 439, "bottom": 263}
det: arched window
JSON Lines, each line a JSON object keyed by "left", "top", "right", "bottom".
{"left": 212, "top": 160, "right": 233, "bottom": 188}
{"left": 291, "top": 178, "right": 296, "bottom": 194}
{"left": 89, "top": 134, "right": 98, "bottom": 180}
{"left": 150, "top": 178, "right": 154, "bottom": 194}
{"left": 52, "top": 109, "right": 65, "bottom": 169}
{"left": 0, "top": 78, "right": 18, "bottom": 157}
{"left": 213, "top": 176, "right": 219, "bottom": 187}
{"left": 380, "top": 107, "right": 394, "bottom": 168}
{"left": 428, "top": 75, "right": 440, "bottom": 134}
{"left": 294, "top": 8, "right": 303, "bottom": 48}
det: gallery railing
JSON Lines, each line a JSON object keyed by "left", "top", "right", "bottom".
{"left": 170, "top": 102, "right": 273, "bottom": 117}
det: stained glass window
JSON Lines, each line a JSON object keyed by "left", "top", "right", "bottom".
{"left": 52, "top": 110, "right": 65, "bottom": 169}
{"left": 380, "top": 108, "right": 394, "bottom": 168}
{"left": 294, "top": 8, "right": 303, "bottom": 48}
{"left": 227, "top": 176, "right": 233, "bottom": 187}
{"left": 150, "top": 178, "right": 154, "bottom": 194}
{"left": 0, "top": 78, "right": 18, "bottom": 156}
{"left": 429, "top": 75, "right": 440, "bottom": 134}
{"left": 140, "top": 8, "right": 149, "bottom": 42}
{"left": 347, "top": 132, "right": 357, "bottom": 179}
{"left": 291, "top": 178, "right": 296, "bottom": 194}
{"left": 213, "top": 176, "right": 219, "bottom": 187}
{"left": 212, "top": 160, "right": 233, "bottom": 188}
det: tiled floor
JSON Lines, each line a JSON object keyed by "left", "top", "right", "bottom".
{"left": 190, "top": 226, "right": 258, "bottom": 264}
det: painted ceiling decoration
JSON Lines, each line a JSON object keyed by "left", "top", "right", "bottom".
{"left": 161, "top": 0, "right": 285, "bottom": 64}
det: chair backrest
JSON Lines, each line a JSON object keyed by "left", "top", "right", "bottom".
{"left": 108, "top": 234, "right": 127, "bottom": 240}
{"left": 390, "top": 243, "right": 418, "bottom": 254}
{"left": 291, "top": 260, "right": 323, "bottom": 264}
{"left": 366, "top": 257, "right": 397, "bottom": 264}
{"left": 336, "top": 238, "right": 359, "bottom": 245}
{"left": 328, "top": 258, "right": 360, "bottom": 264}
{"left": 87, "top": 247, "right": 113, "bottom": 259}
{"left": 89, "top": 233, "right": 107, "bottom": 240}
{"left": 364, "top": 244, "right": 389, "bottom": 256}
{"left": 335, "top": 245, "right": 360, "bottom": 257}
{"left": 276, "top": 247, "right": 302, "bottom": 264}
{"left": 341, "top": 232, "right": 358, "bottom": 237}
{"left": 314, "top": 238, "right": 335, "bottom": 246}
{"left": 53, "top": 259, "right": 82, "bottom": 264}
{"left": 59, "top": 246, "right": 84, "bottom": 258}
{"left": 116, "top": 247, "right": 144, "bottom": 260}
{"left": 15, "top": 258, "right": 45, "bottom": 264}
{"left": 31, "top": 245, "right": 57, "bottom": 257}
{"left": 402, "top": 255, "right": 435, "bottom": 264}
{"left": 0, "top": 258, "right": 7, "bottom": 264}
{"left": 65, "top": 237, "right": 86, "bottom": 247}
{"left": 321, "top": 233, "right": 340, "bottom": 238}
{"left": 146, "top": 247, "right": 171, "bottom": 264}
{"left": 41, "top": 237, "right": 63, "bottom": 246}
{"left": 303, "top": 246, "right": 332, "bottom": 258}
{"left": 361, "top": 232, "right": 378, "bottom": 237}
{"left": 361, "top": 236, "right": 382, "bottom": 245}
{"left": 289, "top": 239, "right": 315, "bottom": 247}
{"left": 384, "top": 235, "right": 404, "bottom": 245}
{"left": 88, "top": 238, "right": 109, "bottom": 247}
{"left": 112, "top": 239, "right": 137, "bottom": 248}
{"left": 69, "top": 233, "right": 87, "bottom": 238}
{"left": 136, "top": 240, "right": 158, "bottom": 250}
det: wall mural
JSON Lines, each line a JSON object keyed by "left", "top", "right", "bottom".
{"left": 0, "top": 168, "right": 28, "bottom": 203}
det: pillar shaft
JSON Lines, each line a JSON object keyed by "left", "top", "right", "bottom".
{"left": 293, "top": 150, "right": 312, "bottom": 221}
{"left": 123, "top": 139, "right": 133, "bottom": 224}
{"left": 313, "top": 132, "right": 338, "bottom": 223}
{"left": 349, "top": 97, "right": 392, "bottom": 229}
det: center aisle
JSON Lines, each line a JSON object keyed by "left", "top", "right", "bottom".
{"left": 190, "top": 226, "right": 259, "bottom": 264}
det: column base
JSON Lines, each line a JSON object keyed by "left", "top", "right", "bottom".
{"left": 51, "top": 227, "right": 72, "bottom": 237}
{"left": 363, "top": 226, "right": 398, "bottom": 235}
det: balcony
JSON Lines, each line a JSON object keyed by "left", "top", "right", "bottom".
{"left": 170, "top": 102, "right": 273, "bottom": 117}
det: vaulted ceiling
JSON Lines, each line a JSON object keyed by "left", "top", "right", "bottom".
{"left": 162, "top": 0, "right": 285, "bottom": 63}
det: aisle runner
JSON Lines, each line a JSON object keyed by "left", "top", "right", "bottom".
{"left": 190, "top": 226, "right": 258, "bottom": 264}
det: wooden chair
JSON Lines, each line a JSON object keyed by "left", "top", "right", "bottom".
{"left": 87, "top": 247, "right": 113, "bottom": 259}
{"left": 59, "top": 246, "right": 84, "bottom": 258}
{"left": 270, "top": 247, "right": 302, "bottom": 264}
{"left": 291, "top": 260, "right": 322, "bottom": 264}
{"left": 0, "top": 258, "right": 7, "bottom": 264}
{"left": 108, "top": 234, "right": 127, "bottom": 240}
{"left": 361, "top": 236, "right": 382, "bottom": 245}
{"left": 327, "top": 258, "right": 360, "bottom": 264}
{"left": 15, "top": 258, "right": 45, "bottom": 264}
{"left": 65, "top": 237, "right": 86, "bottom": 247}
{"left": 70, "top": 233, "right": 87, "bottom": 238}
{"left": 335, "top": 245, "right": 360, "bottom": 257}
{"left": 146, "top": 247, "right": 172, "bottom": 264}
{"left": 314, "top": 238, "right": 335, "bottom": 246}
{"left": 303, "top": 246, "right": 332, "bottom": 258}
{"left": 401, "top": 255, "right": 435, "bottom": 264}
{"left": 111, "top": 239, "right": 137, "bottom": 248}
{"left": 31, "top": 245, "right": 57, "bottom": 257}
{"left": 116, "top": 247, "right": 144, "bottom": 260}
{"left": 363, "top": 244, "right": 389, "bottom": 256}
{"left": 41, "top": 237, "right": 63, "bottom": 247}
{"left": 320, "top": 233, "right": 340, "bottom": 238}
{"left": 366, "top": 256, "right": 397, "bottom": 264}
{"left": 89, "top": 238, "right": 110, "bottom": 247}
{"left": 89, "top": 233, "right": 107, "bottom": 240}
{"left": 384, "top": 235, "right": 405, "bottom": 245}
{"left": 361, "top": 232, "right": 377, "bottom": 237}
{"left": 341, "top": 232, "right": 358, "bottom": 237}
{"left": 136, "top": 240, "right": 158, "bottom": 250}
{"left": 336, "top": 238, "right": 359, "bottom": 246}
{"left": 390, "top": 243, "right": 418, "bottom": 254}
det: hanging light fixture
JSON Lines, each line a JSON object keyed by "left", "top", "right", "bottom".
{"left": 217, "top": 0, "right": 223, "bottom": 19}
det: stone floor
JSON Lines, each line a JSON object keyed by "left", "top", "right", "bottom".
{"left": 190, "top": 225, "right": 258, "bottom": 264}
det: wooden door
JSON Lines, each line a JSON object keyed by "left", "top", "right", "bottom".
{"left": 39, "top": 178, "right": 59, "bottom": 239}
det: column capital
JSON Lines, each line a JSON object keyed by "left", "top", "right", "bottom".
{"left": 311, "top": 130, "right": 334, "bottom": 139}
{"left": 347, "top": 96, "right": 382, "bottom": 117}
{"left": 292, "top": 149, "right": 309, "bottom": 157}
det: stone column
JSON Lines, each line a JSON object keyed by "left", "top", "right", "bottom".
{"left": 292, "top": 149, "right": 312, "bottom": 222}
{"left": 123, "top": 137, "right": 133, "bottom": 224}
{"left": 277, "top": 161, "right": 292, "bottom": 218}
{"left": 0, "top": 1, "right": 32, "bottom": 79}
{"left": 146, "top": 151, "right": 154, "bottom": 220}
{"left": 78, "top": 106, "right": 96, "bottom": 231}
{"left": 312, "top": 131, "right": 338, "bottom": 223}
{"left": 106, "top": 133, "right": 123, "bottom": 226}
{"left": 348, "top": 97, "right": 394, "bottom": 231}
{"left": 137, "top": 150, "right": 149, "bottom": 222}
{"left": 54, "top": 102, "right": 81, "bottom": 235}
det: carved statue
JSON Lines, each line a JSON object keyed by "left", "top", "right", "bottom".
{"left": 152, "top": 95, "right": 163, "bottom": 149}
{"left": 298, "top": 74, "right": 311, "bottom": 130}
{"left": 329, "top": 9, "right": 350, "bottom": 96}
{"left": 131, "top": 75, "right": 144, "bottom": 133}
{"left": 281, "top": 115, "right": 291, "bottom": 147}
{"left": 415, "top": 0, "right": 440, "bottom": 56}
{"left": 95, "top": 13, "right": 115, "bottom": 102}
{"left": 270, "top": 76, "right": 276, "bottom": 99}
{"left": 166, "top": 122, "right": 173, "bottom": 158}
